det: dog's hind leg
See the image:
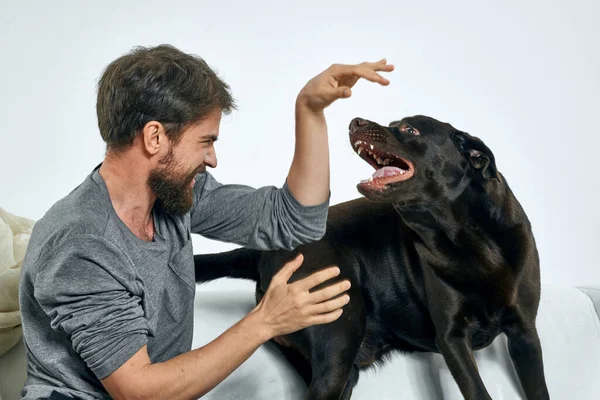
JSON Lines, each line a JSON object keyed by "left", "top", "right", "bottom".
{"left": 305, "top": 353, "right": 358, "bottom": 400}
{"left": 276, "top": 342, "right": 312, "bottom": 386}
{"left": 339, "top": 365, "right": 360, "bottom": 400}
{"left": 302, "top": 323, "right": 363, "bottom": 400}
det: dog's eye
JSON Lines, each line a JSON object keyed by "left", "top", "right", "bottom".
{"left": 403, "top": 126, "right": 419, "bottom": 135}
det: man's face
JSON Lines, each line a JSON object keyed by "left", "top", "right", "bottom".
{"left": 148, "top": 109, "right": 221, "bottom": 215}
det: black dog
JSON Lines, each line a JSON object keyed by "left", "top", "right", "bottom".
{"left": 194, "top": 116, "right": 550, "bottom": 400}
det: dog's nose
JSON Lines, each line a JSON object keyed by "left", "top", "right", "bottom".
{"left": 349, "top": 117, "right": 368, "bottom": 134}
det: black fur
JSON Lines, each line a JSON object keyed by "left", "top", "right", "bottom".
{"left": 194, "top": 116, "right": 549, "bottom": 400}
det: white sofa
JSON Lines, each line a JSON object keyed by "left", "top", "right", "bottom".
{"left": 2, "top": 280, "right": 599, "bottom": 400}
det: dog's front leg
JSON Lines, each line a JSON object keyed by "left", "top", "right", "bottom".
{"left": 503, "top": 318, "right": 550, "bottom": 399}
{"left": 428, "top": 285, "right": 492, "bottom": 399}
{"left": 436, "top": 330, "right": 492, "bottom": 400}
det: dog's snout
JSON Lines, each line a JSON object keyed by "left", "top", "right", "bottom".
{"left": 349, "top": 117, "right": 368, "bottom": 133}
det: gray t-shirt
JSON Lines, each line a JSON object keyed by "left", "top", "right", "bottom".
{"left": 19, "top": 166, "right": 329, "bottom": 399}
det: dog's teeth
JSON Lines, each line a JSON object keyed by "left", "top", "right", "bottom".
{"left": 368, "top": 176, "right": 373, "bottom": 182}
{"left": 354, "top": 141, "right": 361, "bottom": 148}
{"left": 357, "top": 147, "right": 363, "bottom": 155}
{"left": 370, "top": 144, "right": 374, "bottom": 150}
{"left": 383, "top": 159, "right": 390, "bottom": 165}
{"left": 376, "top": 157, "right": 382, "bottom": 165}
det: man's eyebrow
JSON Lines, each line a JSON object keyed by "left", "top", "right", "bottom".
{"left": 200, "top": 134, "right": 219, "bottom": 141}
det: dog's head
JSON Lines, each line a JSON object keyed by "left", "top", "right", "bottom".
{"left": 348, "top": 115, "right": 501, "bottom": 205}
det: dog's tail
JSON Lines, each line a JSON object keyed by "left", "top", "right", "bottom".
{"left": 194, "top": 248, "right": 261, "bottom": 283}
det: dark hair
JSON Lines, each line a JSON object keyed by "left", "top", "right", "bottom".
{"left": 96, "top": 44, "right": 235, "bottom": 151}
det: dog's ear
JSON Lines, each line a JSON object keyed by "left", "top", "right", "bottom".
{"left": 452, "top": 131, "right": 501, "bottom": 182}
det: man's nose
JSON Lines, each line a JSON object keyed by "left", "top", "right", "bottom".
{"left": 205, "top": 152, "right": 217, "bottom": 169}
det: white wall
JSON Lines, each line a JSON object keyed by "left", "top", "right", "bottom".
{"left": 0, "top": 0, "right": 598, "bottom": 286}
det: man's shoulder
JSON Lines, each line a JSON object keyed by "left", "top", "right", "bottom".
{"left": 26, "top": 173, "right": 112, "bottom": 263}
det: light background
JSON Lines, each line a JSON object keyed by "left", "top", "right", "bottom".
{"left": 1, "top": 0, "right": 598, "bottom": 286}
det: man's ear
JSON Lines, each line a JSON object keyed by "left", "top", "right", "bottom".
{"left": 142, "top": 121, "right": 164, "bottom": 156}
{"left": 452, "top": 131, "right": 502, "bottom": 182}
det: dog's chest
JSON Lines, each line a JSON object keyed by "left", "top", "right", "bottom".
{"left": 363, "top": 289, "right": 438, "bottom": 353}
{"left": 463, "top": 305, "right": 508, "bottom": 349}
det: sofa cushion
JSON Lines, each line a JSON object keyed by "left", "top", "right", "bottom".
{"left": 193, "top": 281, "right": 600, "bottom": 399}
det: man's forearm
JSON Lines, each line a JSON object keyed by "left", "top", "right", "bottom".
{"left": 286, "top": 103, "right": 330, "bottom": 206}
{"left": 135, "top": 309, "right": 270, "bottom": 400}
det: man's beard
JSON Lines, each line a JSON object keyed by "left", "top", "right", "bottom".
{"left": 148, "top": 148, "right": 202, "bottom": 215}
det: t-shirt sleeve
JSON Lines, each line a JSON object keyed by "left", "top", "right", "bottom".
{"left": 189, "top": 171, "right": 330, "bottom": 251}
{"left": 33, "top": 235, "right": 148, "bottom": 380}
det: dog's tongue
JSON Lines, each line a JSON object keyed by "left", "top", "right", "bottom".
{"left": 372, "top": 166, "right": 404, "bottom": 179}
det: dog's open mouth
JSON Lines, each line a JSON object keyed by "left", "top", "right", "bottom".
{"left": 353, "top": 139, "right": 414, "bottom": 190}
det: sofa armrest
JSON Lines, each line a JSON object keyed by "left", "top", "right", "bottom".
{"left": 0, "top": 338, "right": 27, "bottom": 400}
{"left": 578, "top": 286, "right": 600, "bottom": 323}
